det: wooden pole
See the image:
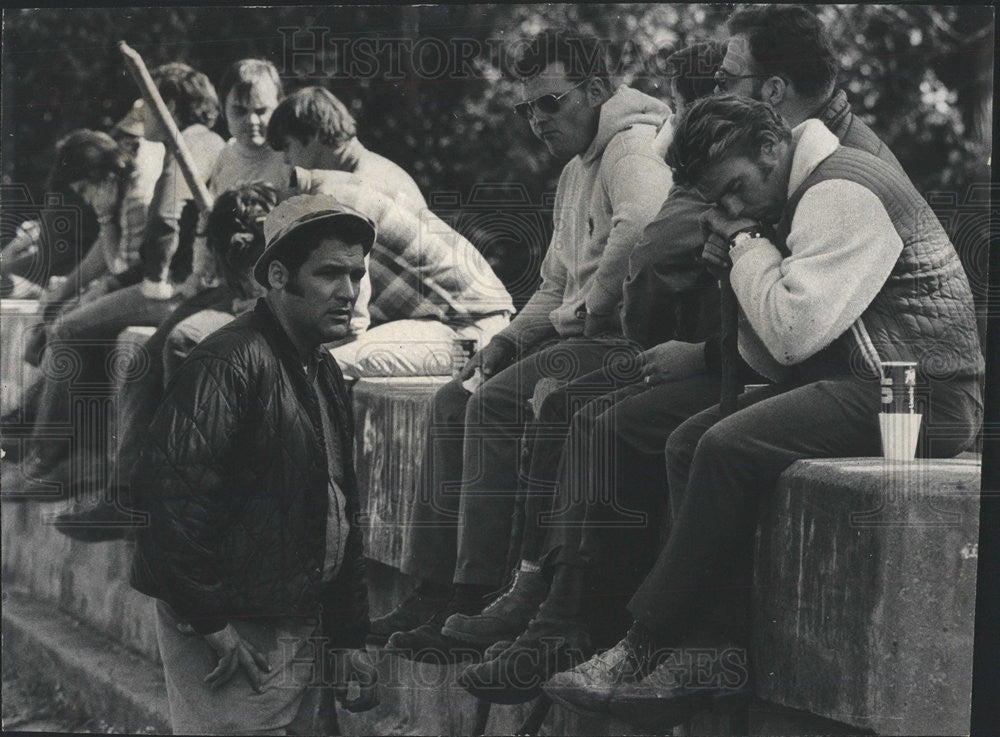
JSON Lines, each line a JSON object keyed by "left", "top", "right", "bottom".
{"left": 118, "top": 41, "right": 213, "bottom": 213}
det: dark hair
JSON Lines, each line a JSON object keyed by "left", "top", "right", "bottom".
{"left": 664, "top": 42, "right": 726, "bottom": 106}
{"left": 665, "top": 95, "right": 791, "bottom": 188}
{"left": 46, "top": 129, "right": 134, "bottom": 193}
{"left": 511, "top": 31, "right": 611, "bottom": 83}
{"left": 205, "top": 181, "right": 280, "bottom": 296}
{"left": 265, "top": 87, "right": 357, "bottom": 151}
{"left": 727, "top": 4, "right": 838, "bottom": 99}
{"left": 149, "top": 62, "right": 220, "bottom": 129}
{"left": 219, "top": 58, "right": 283, "bottom": 108}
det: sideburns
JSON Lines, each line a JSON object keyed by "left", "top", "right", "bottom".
{"left": 285, "top": 270, "right": 305, "bottom": 298}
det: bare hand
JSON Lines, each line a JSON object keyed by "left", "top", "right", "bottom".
{"left": 330, "top": 648, "right": 379, "bottom": 713}
{"left": 640, "top": 341, "right": 707, "bottom": 387}
{"left": 459, "top": 338, "right": 514, "bottom": 381}
{"left": 698, "top": 208, "right": 760, "bottom": 278}
{"left": 203, "top": 623, "right": 271, "bottom": 693}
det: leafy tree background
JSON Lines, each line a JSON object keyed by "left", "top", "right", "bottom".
{"left": 1, "top": 4, "right": 993, "bottom": 309}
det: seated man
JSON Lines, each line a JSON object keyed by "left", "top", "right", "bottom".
{"left": 20, "top": 62, "right": 225, "bottom": 485}
{"left": 547, "top": 96, "right": 983, "bottom": 727}
{"left": 451, "top": 41, "right": 731, "bottom": 700}
{"left": 267, "top": 86, "right": 513, "bottom": 375}
{"left": 370, "top": 32, "right": 673, "bottom": 658}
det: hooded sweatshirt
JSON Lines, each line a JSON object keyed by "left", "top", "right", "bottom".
{"left": 495, "top": 85, "right": 672, "bottom": 348}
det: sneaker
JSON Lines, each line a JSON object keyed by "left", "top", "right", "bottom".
{"left": 383, "top": 585, "right": 492, "bottom": 663}
{"left": 535, "top": 620, "right": 660, "bottom": 716}
{"left": 457, "top": 615, "right": 592, "bottom": 704}
{"left": 608, "top": 643, "right": 752, "bottom": 729}
{"left": 442, "top": 564, "right": 548, "bottom": 646}
{"left": 366, "top": 580, "right": 452, "bottom": 647}
{"left": 542, "top": 636, "right": 632, "bottom": 715}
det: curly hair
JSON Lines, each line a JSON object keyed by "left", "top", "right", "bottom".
{"left": 664, "top": 41, "right": 726, "bottom": 106}
{"left": 727, "top": 4, "right": 838, "bottom": 99}
{"left": 265, "top": 86, "right": 356, "bottom": 151}
{"left": 149, "top": 62, "right": 220, "bottom": 129}
{"left": 46, "top": 129, "right": 134, "bottom": 193}
{"left": 511, "top": 31, "right": 611, "bottom": 84}
{"left": 205, "top": 181, "right": 280, "bottom": 296}
{"left": 665, "top": 95, "right": 791, "bottom": 188}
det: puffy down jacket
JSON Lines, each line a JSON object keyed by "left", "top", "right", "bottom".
{"left": 130, "top": 299, "right": 369, "bottom": 646}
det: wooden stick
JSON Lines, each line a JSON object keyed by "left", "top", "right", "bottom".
{"left": 719, "top": 274, "right": 742, "bottom": 418}
{"left": 118, "top": 41, "right": 213, "bottom": 213}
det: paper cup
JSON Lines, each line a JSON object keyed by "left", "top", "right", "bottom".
{"left": 879, "top": 412, "right": 922, "bottom": 461}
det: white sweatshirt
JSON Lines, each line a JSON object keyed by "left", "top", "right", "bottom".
{"left": 729, "top": 120, "right": 904, "bottom": 378}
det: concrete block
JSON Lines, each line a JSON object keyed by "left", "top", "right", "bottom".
{"left": 353, "top": 377, "right": 449, "bottom": 567}
{"left": 753, "top": 458, "right": 981, "bottom": 735}
{"left": 1, "top": 298, "right": 43, "bottom": 417}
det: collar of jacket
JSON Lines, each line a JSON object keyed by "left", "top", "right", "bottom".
{"left": 813, "top": 88, "right": 850, "bottom": 134}
{"left": 251, "top": 298, "right": 333, "bottom": 380}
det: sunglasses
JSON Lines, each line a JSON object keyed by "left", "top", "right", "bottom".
{"left": 713, "top": 68, "right": 771, "bottom": 92}
{"left": 514, "top": 79, "right": 588, "bottom": 120}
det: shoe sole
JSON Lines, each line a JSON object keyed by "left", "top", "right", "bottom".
{"left": 542, "top": 682, "right": 613, "bottom": 717}
{"left": 608, "top": 687, "right": 751, "bottom": 729}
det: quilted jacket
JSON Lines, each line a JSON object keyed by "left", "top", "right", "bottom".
{"left": 130, "top": 299, "right": 370, "bottom": 646}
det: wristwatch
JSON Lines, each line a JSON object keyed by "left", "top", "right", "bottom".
{"left": 728, "top": 226, "right": 767, "bottom": 251}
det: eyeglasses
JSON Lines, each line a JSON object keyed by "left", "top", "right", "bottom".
{"left": 713, "top": 68, "right": 771, "bottom": 92}
{"left": 514, "top": 79, "right": 587, "bottom": 120}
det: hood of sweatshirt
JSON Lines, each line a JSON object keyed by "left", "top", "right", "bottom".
{"left": 581, "top": 85, "right": 671, "bottom": 164}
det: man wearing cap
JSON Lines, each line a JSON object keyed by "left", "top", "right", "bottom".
{"left": 129, "top": 194, "right": 379, "bottom": 734}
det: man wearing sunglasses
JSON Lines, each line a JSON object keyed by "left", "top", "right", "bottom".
{"left": 719, "top": 4, "right": 901, "bottom": 171}
{"left": 373, "top": 31, "right": 673, "bottom": 659}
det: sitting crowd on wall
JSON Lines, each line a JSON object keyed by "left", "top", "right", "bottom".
{"left": 0, "top": 5, "right": 984, "bottom": 734}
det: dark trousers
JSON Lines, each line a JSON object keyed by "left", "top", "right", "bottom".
{"left": 537, "top": 372, "right": 722, "bottom": 571}
{"left": 628, "top": 374, "right": 983, "bottom": 646}
{"left": 400, "top": 336, "right": 638, "bottom": 587}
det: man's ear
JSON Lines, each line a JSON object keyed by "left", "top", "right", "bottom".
{"left": 268, "top": 260, "right": 288, "bottom": 290}
{"left": 760, "top": 76, "right": 787, "bottom": 108}
{"left": 585, "top": 77, "right": 612, "bottom": 107}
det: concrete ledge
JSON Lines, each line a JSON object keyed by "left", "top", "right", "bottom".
{"left": 2, "top": 591, "right": 169, "bottom": 733}
{"left": 753, "top": 457, "right": 980, "bottom": 735}
{"left": 353, "top": 376, "right": 449, "bottom": 567}
{"left": 1, "top": 298, "right": 43, "bottom": 417}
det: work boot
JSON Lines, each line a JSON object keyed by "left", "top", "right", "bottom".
{"left": 442, "top": 562, "right": 548, "bottom": 646}
{"left": 384, "top": 583, "right": 494, "bottom": 663}
{"left": 457, "top": 562, "right": 592, "bottom": 703}
{"left": 366, "top": 579, "right": 453, "bottom": 647}
{"left": 457, "top": 613, "right": 592, "bottom": 703}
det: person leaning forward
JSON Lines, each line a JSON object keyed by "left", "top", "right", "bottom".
{"left": 129, "top": 194, "right": 379, "bottom": 735}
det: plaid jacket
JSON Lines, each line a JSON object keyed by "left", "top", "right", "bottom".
{"left": 297, "top": 168, "right": 514, "bottom": 325}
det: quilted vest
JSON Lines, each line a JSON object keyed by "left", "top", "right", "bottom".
{"left": 779, "top": 146, "right": 984, "bottom": 383}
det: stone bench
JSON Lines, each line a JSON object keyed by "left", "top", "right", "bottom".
{"left": 0, "top": 350, "right": 983, "bottom": 733}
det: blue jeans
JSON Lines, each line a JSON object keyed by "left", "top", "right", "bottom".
{"left": 27, "top": 283, "right": 183, "bottom": 474}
